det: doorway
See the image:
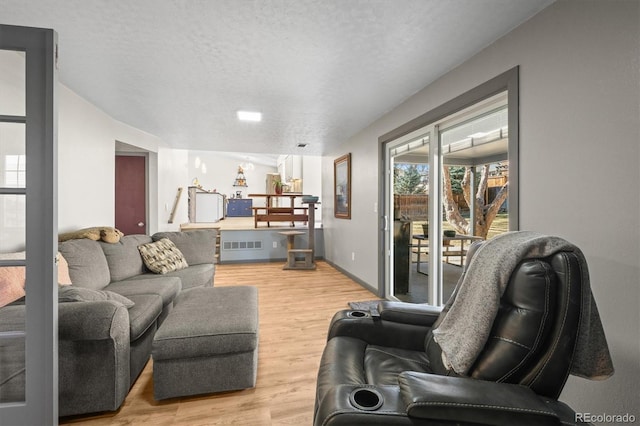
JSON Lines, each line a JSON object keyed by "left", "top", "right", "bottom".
{"left": 381, "top": 68, "right": 519, "bottom": 306}
{"left": 115, "top": 154, "right": 147, "bottom": 235}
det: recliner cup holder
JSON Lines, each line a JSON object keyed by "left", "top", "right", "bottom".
{"left": 349, "top": 388, "right": 384, "bottom": 411}
{"left": 347, "top": 310, "right": 368, "bottom": 318}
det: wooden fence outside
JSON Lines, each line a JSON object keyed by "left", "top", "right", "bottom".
{"left": 394, "top": 194, "right": 470, "bottom": 220}
{"left": 394, "top": 194, "right": 428, "bottom": 219}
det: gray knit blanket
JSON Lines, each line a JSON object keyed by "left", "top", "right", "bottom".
{"left": 432, "top": 231, "right": 614, "bottom": 380}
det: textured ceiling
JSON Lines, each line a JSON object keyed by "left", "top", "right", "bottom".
{"left": 1, "top": 0, "right": 553, "bottom": 155}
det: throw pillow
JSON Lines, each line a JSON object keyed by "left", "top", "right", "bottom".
{"left": 58, "top": 285, "right": 135, "bottom": 308}
{"left": 0, "top": 266, "right": 26, "bottom": 307}
{"left": 138, "top": 238, "right": 189, "bottom": 274}
{"left": 0, "top": 251, "right": 73, "bottom": 307}
{"left": 57, "top": 252, "right": 73, "bottom": 285}
{"left": 0, "top": 252, "right": 26, "bottom": 307}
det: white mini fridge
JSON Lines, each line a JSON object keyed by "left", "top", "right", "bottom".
{"left": 188, "top": 187, "right": 225, "bottom": 222}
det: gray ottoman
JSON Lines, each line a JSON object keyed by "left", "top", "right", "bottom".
{"left": 152, "top": 286, "right": 259, "bottom": 400}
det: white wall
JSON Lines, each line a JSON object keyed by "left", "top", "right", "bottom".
{"left": 57, "top": 86, "right": 169, "bottom": 234}
{"left": 322, "top": 0, "right": 639, "bottom": 417}
{"left": 156, "top": 147, "right": 189, "bottom": 232}
{"left": 57, "top": 79, "right": 193, "bottom": 235}
{"left": 58, "top": 85, "right": 117, "bottom": 232}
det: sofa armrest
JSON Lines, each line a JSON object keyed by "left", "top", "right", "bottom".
{"left": 398, "top": 372, "right": 561, "bottom": 426}
{"left": 58, "top": 301, "right": 131, "bottom": 417}
{"left": 378, "top": 301, "right": 442, "bottom": 326}
{"left": 58, "top": 301, "right": 130, "bottom": 341}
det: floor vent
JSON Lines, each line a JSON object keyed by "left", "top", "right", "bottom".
{"left": 223, "top": 240, "right": 263, "bottom": 251}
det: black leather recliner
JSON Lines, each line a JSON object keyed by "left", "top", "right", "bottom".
{"left": 314, "top": 236, "right": 610, "bottom": 426}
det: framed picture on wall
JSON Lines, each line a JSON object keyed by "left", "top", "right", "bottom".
{"left": 334, "top": 153, "right": 351, "bottom": 219}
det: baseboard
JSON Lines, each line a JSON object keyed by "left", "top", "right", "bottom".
{"left": 220, "top": 256, "right": 324, "bottom": 265}
{"left": 323, "top": 260, "right": 380, "bottom": 297}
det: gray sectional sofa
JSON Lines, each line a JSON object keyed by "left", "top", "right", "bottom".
{"left": 0, "top": 229, "right": 217, "bottom": 417}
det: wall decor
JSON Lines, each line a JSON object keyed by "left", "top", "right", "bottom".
{"left": 334, "top": 153, "right": 351, "bottom": 219}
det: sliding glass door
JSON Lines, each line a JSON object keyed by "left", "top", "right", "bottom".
{"left": 381, "top": 68, "right": 518, "bottom": 305}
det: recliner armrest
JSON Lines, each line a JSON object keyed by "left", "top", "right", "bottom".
{"left": 327, "top": 309, "right": 431, "bottom": 351}
{"left": 398, "top": 372, "right": 561, "bottom": 426}
{"left": 378, "top": 301, "right": 442, "bottom": 326}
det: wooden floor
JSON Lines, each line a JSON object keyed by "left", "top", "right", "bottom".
{"left": 60, "top": 261, "right": 378, "bottom": 426}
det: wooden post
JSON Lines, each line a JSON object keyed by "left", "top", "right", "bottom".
{"left": 168, "top": 187, "right": 183, "bottom": 224}
{"left": 307, "top": 202, "right": 316, "bottom": 261}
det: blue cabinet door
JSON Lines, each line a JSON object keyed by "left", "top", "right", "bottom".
{"left": 227, "top": 199, "right": 253, "bottom": 217}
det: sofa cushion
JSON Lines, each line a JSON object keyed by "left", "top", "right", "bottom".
{"left": 137, "top": 239, "right": 188, "bottom": 275}
{"left": 58, "top": 285, "right": 135, "bottom": 308}
{"left": 99, "top": 235, "right": 152, "bottom": 282}
{"left": 105, "top": 276, "right": 181, "bottom": 307}
{"left": 140, "top": 263, "right": 214, "bottom": 291}
{"left": 152, "top": 230, "right": 217, "bottom": 266}
{"left": 125, "top": 294, "right": 163, "bottom": 341}
{"left": 59, "top": 239, "right": 111, "bottom": 290}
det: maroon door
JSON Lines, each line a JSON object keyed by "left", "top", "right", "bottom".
{"left": 115, "top": 155, "right": 146, "bottom": 235}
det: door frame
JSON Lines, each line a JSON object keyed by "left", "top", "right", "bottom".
{"left": 0, "top": 24, "right": 58, "bottom": 425}
{"left": 378, "top": 67, "right": 519, "bottom": 303}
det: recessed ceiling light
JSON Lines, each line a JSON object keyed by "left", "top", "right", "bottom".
{"left": 237, "top": 111, "right": 262, "bottom": 122}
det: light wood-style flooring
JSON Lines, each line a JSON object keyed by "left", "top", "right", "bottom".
{"left": 60, "top": 261, "right": 378, "bottom": 426}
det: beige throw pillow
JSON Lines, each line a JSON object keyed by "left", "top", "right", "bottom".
{"left": 0, "top": 252, "right": 26, "bottom": 307}
{"left": 0, "top": 251, "right": 74, "bottom": 307}
{"left": 0, "top": 266, "right": 26, "bottom": 307}
{"left": 137, "top": 238, "right": 188, "bottom": 274}
{"left": 57, "top": 252, "right": 73, "bottom": 285}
